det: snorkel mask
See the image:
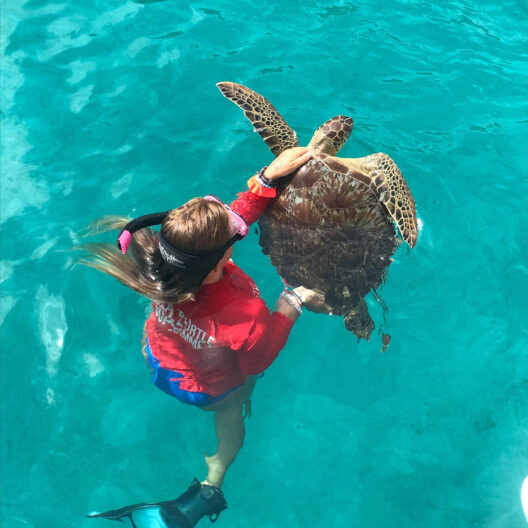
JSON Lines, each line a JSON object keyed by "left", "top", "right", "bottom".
{"left": 117, "top": 196, "right": 248, "bottom": 272}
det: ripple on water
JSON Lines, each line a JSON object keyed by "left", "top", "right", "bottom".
{"left": 30, "top": 237, "right": 59, "bottom": 260}
{"left": 157, "top": 47, "right": 181, "bottom": 68}
{"left": 126, "top": 36, "right": 152, "bottom": 58}
{"left": 69, "top": 83, "right": 93, "bottom": 113}
{"left": 1, "top": 297, "right": 17, "bottom": 326}
{"left": 37, "top": 17, "right": 92, "bottom": 62}
{"left": 82, "top": 353, "right": 105, "bottom": 378}
{"left": 110, "top": 172, "right": 133, "bottom": 199}
{"left": 65, "top": 59, "right": 96, "bottom": 85}
{"left": 91, "top": 2, "right": 142, "bottom": 33}
{"left": 0, "top": 118, "right": 48, "bottom": 223}
{"left": 36, "top": 285, "right": 67, "bottom": 377}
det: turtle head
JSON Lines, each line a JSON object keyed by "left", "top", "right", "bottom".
{"left": 307, "top": 116, "right": 353, "bottom": 156}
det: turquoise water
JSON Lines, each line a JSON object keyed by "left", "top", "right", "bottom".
{"left": 1, "top": 0, "right": 527, "bottom": 526}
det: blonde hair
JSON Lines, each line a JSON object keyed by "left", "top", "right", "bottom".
{"left": 78, "top": 198, "right": 231, "bottom": 303}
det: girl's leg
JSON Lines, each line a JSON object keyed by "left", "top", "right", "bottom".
{"left": 204, "top": 403, "right": 244, "bottom": 488}
{"left": 201, "top": 376, "right": 256, "bottom": 488}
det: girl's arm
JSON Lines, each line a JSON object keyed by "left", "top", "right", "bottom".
{"left": 236, "top": 288, "right": 328, "bottom": 376}
{"left": 236, "top": 309, "right": 294, "bottom": 376}
{"left": 230, "top": 147, "right": 311, "bottom": 225}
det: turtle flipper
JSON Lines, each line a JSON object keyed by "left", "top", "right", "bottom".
{"left": 217, "top": 82, "right": 298, "bottom": 156}
{"left": 344, "top": 298, "right": 374, "bottom": 340}
{"left": 338, "top": 153, "right": 418, "bottom": 248}
{"left": 307, "top": 115, "right": 353, "bottom": 156}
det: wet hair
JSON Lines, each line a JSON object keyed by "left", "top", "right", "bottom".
{"left": 78, "top": 198, "right": 231, "bottom": 304}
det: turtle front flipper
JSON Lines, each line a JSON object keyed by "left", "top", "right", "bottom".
{"left": 338, "top": 153, "right": 418, "bottom": 248}
{"left": 217, "top": 82, "right": 298, "bottom": 156}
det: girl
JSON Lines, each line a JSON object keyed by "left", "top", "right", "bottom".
{"left": 83, "top": 148, "right": 327, "bottom": 527}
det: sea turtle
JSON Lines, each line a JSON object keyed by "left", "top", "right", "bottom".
{"left": 217, "top": 82, "right": 418, "bottom": 340}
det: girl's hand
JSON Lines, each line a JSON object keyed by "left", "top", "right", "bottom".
{"left": 276, "top": 286, "right": 332, "bottom": 322}
{"left": 264, "top": 147, "right": 312, "bottom": 181}
{"left": 293, "top": 286, "right": 332, "bottom": 314}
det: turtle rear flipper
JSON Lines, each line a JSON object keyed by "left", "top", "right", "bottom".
{"left": 344, "top": 298, "right": 374, "bottom": 340}
{"left": 217, "top": 82, "right": 298, "bottom": 156}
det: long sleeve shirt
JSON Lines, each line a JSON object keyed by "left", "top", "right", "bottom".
{"left": 145, "top": 182, "right": 294, "bottom": 396}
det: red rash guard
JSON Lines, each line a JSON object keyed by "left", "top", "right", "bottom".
{"left": 145, "top": 184, "right": 294, "bottom": 397}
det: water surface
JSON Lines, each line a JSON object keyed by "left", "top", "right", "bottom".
{"left": 1, "top": 1, "right": 527, "bottom": 527}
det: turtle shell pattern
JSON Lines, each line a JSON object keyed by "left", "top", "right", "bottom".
{"left": 259, "top": 154, "right": 399, "bottom": 316}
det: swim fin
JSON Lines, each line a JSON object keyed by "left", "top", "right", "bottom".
{"left": 87, "top": 479, "right": 227, "bottom": 527}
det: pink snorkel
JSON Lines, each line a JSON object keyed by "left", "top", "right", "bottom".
{"left": 117, "top": 230, "right": 133, "bottom": 255}
{"left": 116, "top": 211, "right": 169, "bottom": 255}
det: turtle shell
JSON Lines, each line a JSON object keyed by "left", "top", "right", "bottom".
{"left": 258, "top": 156, "right": 399, "bottom": 317}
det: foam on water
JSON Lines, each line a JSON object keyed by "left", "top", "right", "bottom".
{"left": 82, "top": 353, "right": 105, "bottom": 378}
{"left": 36, "top": 286, "right": 67, "bottom": 377}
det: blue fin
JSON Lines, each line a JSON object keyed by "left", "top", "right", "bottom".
{"left": 87, "top": 479, "right": 227, "bottom": 528}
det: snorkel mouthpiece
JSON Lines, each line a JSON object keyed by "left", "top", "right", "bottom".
{"left": 116, "top": 212, "right": 169, "bottom": 255}
{"left": 117, "top": 230, "right": 132, "bottom": 254}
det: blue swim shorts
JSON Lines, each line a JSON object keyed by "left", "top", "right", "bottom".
{"left": 145, "top": 341, "right": 241, "bottom": 407}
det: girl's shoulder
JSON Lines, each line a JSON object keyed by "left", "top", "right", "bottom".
{"left": 225, "top": 260, "right": 262, "bottom": 300}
